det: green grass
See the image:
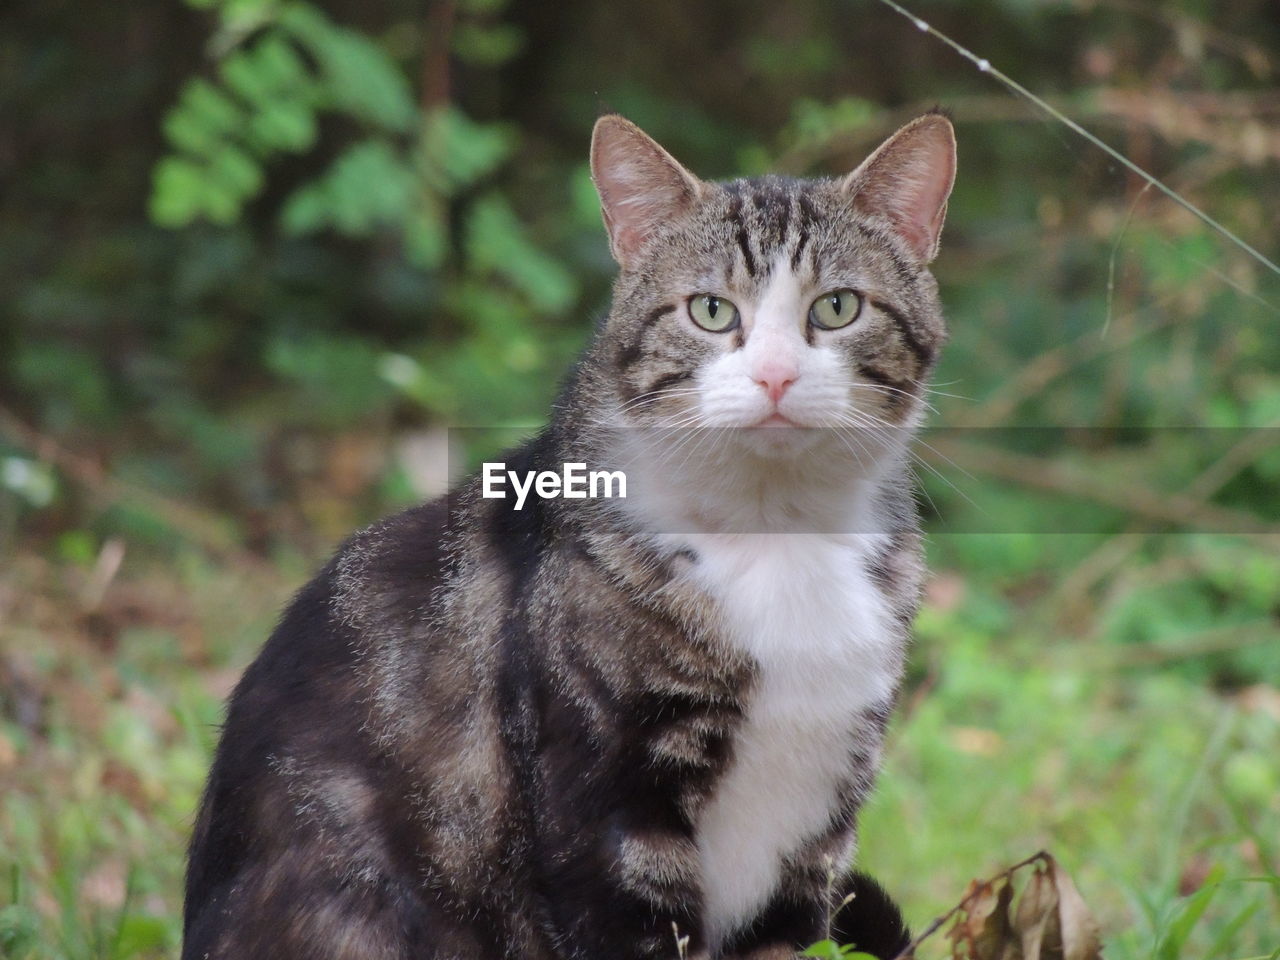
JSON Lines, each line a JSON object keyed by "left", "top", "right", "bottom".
{"left": 1, "top": 538, "right": 1277, "bottom": 959}
{"left": 0, "top": 550, "right": 283, "bottom": 959}
{"left": 862, "top": 535, "right": 1280, "bottom": 959}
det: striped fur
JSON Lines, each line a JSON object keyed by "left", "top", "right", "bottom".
{"left": 183, "top": 113, "right": 953, "bottom": 959}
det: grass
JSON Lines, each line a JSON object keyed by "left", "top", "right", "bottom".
{"left": 0, "top": 549, "right": 285, "bottom": 959}
{"left": 1, "top": 535, "right": 1277, "bottom": 959}
{"left": 863, "top": 536, "right": 1280, "bottom": 959}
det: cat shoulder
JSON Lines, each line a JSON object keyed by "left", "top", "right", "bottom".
{"left": 328, "top": 497, "right": 458, "bottom": 630}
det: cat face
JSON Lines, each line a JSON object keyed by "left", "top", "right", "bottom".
{"left": 589, "top": 115, "right": 955, "bottom": 461}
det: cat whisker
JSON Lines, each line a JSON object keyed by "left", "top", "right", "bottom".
{"left": 828, "top": 418, "right": 947, "bottom": 518}
{"left": 616, "top": 387, "right": 704, "bottom": 414}
{"left": 830, "top": 409, "right": 980, "bottom": 514}
{"left": 849, "top": 381, "right": 940, "bottom": 416}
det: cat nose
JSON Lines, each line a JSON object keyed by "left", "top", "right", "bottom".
{"left": 753, "top": 360, "right": 798, "bottom": 405}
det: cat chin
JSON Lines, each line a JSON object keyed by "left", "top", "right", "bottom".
{"left": 729, "top": 424, "right": 827, "bottom": 459}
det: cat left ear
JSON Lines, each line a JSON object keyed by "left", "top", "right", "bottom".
{"left": 841, "top": 112, "right": 956, "bottom": 264}
{"left": 590, "top": 115, "right": 704, "bottom": 270}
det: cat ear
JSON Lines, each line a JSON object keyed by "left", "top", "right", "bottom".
{"left": 841, "top": 112, "right": 956, "bottom": 264}
{"left": 590, "top": 115, "right": 704, "bottom": 270}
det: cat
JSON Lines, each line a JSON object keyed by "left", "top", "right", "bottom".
{"left": 182, "top": 110, "right": 955, "bottom": 960}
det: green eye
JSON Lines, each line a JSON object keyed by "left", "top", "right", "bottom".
{"left": 808, "top": 289, "right": 863, "bottom": 330}
{"left": 688, "top": 294, "right": 740, "bottom": 332}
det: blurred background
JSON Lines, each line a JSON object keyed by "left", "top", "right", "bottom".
{"left": 1, "top": 0, "right": 1278, "bottom": 956}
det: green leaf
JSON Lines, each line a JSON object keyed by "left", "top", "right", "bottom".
{"left": 278, "top": 182, "right": 329, "bottom": 234}
{"left": 162, "top": 107, "right": 222, "bottom": 155}
{"left": 1157, "top": 865, "right": 1225, "bottom": 960}
{"left": 1204, "top": 899, "right": 1260, "bottom": 958}
{"left": 280, "top": 4, "right": 416, "bottom": 132}
{"left": 160, "top": 77, "right": 245, "bottom": 157}
{"left": 465, "top": 194, "right": 576, "bottom": 313}
{"left": 110, "top": 914, "right": 171, "bottom": 958}
{"left": 249, "top": 100, "right": 317, "bottom": 152}
{"left": 200, "top": 178, "right": 243, "bottom": 224}
{"left": 149, "top": 156, "right": 209, "bottom": 226}
{"left": 220, "top": 49, "right": 274, "bottom": 105}
{"left": 418, "top": 108, "right": 514, "bottom": 191}
{"left": 182, "top": 78, "right": 244, "bottom": 135}
{"left": 279, "top": 139, "right": 415, "bottom": 236}
{"left": 222, "top": 36, "right": 315, "bottom": 138}
{"left": 403, "top": 208, "right": 447, "bottom": 269}
{"left": 798, "top": 943, "right": 875, "bottom": 960}
{"left": 800, "top": 940, "right": 844, "bottom": 958}
{"left": 251, "top": 34, "right": 311, "bottom": 93}
{"left": 210, "top": 143, "right": 263, "bottom": 196}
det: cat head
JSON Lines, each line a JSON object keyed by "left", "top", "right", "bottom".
{"left": 584, "top": 112, "right": 955, "bottom": 464}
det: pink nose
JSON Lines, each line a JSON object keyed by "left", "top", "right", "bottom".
{"left": 754, "top": 360, "right": 797, "bottom": 405}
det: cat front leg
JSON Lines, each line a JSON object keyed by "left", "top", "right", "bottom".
{"left": 508, "top": 569, "right": 750, "bottom": 960}
{"left": 718, "top": 867, "right": 909, "bottom": 960}
{"left": 532, "top": 810, "right": 708, "bottom": 959}
{"left": 520, "top": 681, "right": 735, "bottom": 960}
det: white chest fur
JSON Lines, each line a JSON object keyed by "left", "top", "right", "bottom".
{"left": 686, "top": 533, "right": 899, "bottom": 948}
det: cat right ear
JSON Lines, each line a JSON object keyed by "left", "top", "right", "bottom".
{"left": 841, "top": 112, "right": 957, "bottom": 264}
{"left": 590, "top": 115, "right": 703, "bottom": 270}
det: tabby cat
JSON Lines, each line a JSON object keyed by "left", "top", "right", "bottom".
{"left": 183, "top": 111, "right": 956, "bottom": 960}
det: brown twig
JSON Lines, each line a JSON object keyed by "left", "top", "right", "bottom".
{"left": 421, "top": 0, "right": 457, "bottom": 111}
{"left": 889, "top": 851, "right": 1051, "bottom": 960}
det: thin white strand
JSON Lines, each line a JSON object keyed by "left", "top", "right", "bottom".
{"left": 872, "top": 0, "right": 1280, "bottom": 280}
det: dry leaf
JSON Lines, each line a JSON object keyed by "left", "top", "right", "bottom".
{"left": 913, "top": 852, "right": 1103, "bottom": 960}
{"left": 949, "top": 880, "right": 995, "bottom": 950}
{"left": 973, "top": 880, "right": 1022, "bottom": 960}
{"left": 947, "top": 877, "right": 1022, "bottom": 960}
{"left": 1049, "top": 859, "right": 1102, "bottom": 960}
{"left": 1010, "top": 856, "right": 1103, "bottom": 960}
{"left": 1012, "top": 866, "right": 1057, "bottom": 958}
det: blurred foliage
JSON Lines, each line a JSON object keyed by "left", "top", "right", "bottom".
{"left": 1, "top": 0, "right": 1279, "bottom": 956}
{"left": 3, "top": 0, "right": 1279, "bottom": 553}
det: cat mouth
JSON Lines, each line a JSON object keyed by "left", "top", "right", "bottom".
{"left": 756, "top": 412, "right": 798, "bottom": 428}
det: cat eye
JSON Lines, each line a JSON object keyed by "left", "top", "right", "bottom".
{"left": 688, "top": 294, "right": 740, "bottom": 333}
{"left": 808, "top": 289, "right": 863, "bottom": 330}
